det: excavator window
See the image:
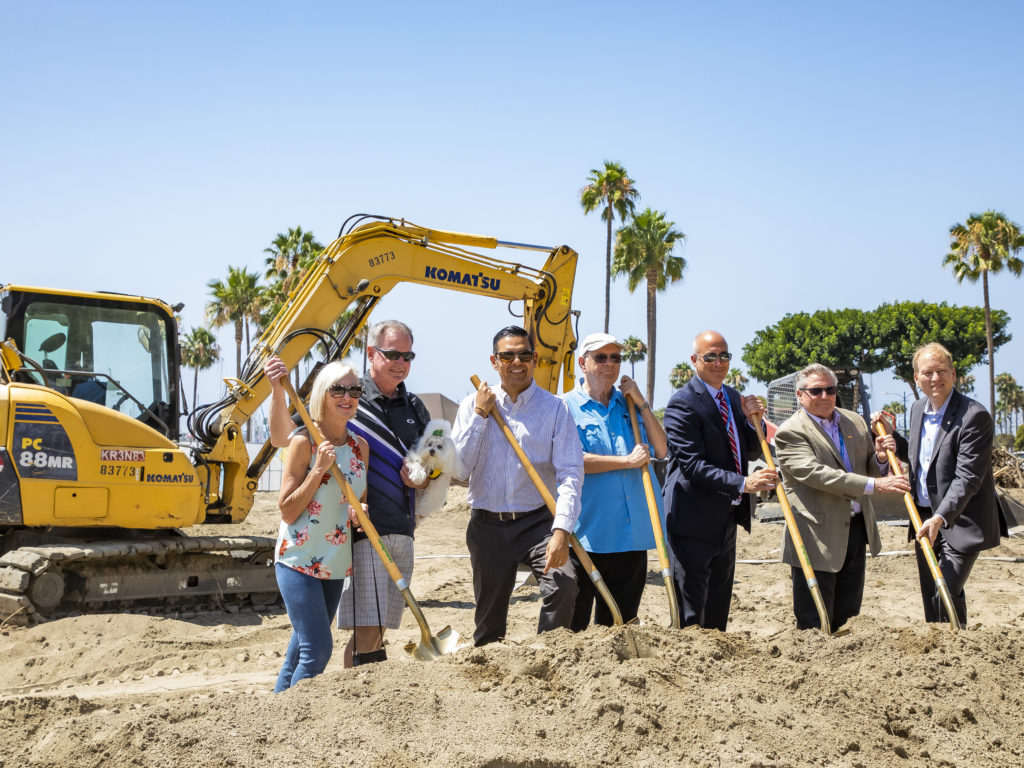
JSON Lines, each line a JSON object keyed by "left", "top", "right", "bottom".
{"left": 7, "top": 291, "right": 179, "bottom": 438}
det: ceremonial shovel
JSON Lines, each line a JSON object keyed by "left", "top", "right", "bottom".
{"left": 282, "top": 379, "right": 460, "bottom": 659}
{"left": 470, "top": 375, "right": 623, "bottom": 626}
{"left": 625, "top": 398, "right": 680, "bottom": 628}
{"left": 873, "top": 415, "right": 960, "bottom": 631}
{"left": 752, "top": 418, "right": 835, "bottom": 636}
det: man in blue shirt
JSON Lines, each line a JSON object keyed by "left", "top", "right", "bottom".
{"left": 562, "top": 332, "right": 669, "bottom": 629}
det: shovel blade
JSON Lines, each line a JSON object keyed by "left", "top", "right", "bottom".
{"left": 404, "top": 625, "right": 460, "bottom": 660}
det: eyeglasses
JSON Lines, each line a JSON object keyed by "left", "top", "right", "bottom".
{"left": 374, "top": 349, "right": 416, "bottom": 362}
{"left": 328, "top": 384, "right": 363, "bottom": 399}
{"left": 494, "top": 350, "right": 535, "bottom": 363}
{"left": 588, "top": 353, "right": 622, "bottom": 364}
{"left": 697, "top": 352, "right": 732, "bottom": 363}
{"left": 799, "top": 386, "right": 837, "bottom": 397}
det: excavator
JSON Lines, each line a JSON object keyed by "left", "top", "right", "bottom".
{"left": 0, "top": 215, "right": 579, "bottom": 622}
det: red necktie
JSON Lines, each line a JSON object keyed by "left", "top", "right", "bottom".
{"left": 717, "top": 391, "right": 741, "bottom": 473}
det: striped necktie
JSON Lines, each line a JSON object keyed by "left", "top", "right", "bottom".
{"left": 717, "top": 391, "right": 741, "bottom": 473}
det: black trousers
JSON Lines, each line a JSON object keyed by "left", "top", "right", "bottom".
{"left": 667, "top": 521, "right": 737, "bottom": 631}
{"left": 466, "top": 508, "right": 577, "bottom": 646}
{"left": 792, "top": 513, "right": 867, "bottom": 631}
{"left": 570, "top": 550, "right": 648, "bottom": 631}
{"left": 914, "top": 534, "right": 976, "bottom": 627}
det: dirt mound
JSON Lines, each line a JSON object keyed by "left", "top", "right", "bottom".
{"left": 2, "top": 489, "right": 1022, "bottom": 767}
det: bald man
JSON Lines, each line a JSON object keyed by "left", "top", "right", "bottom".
{"left": 661, "top": 331, "right": 777, "bottom": 630}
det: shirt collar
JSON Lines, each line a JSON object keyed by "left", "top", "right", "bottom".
{"left": 574, "top": 377, "right": 624, "bottom": 408}
{"left": 498, "top": 378, "right": 538, "bottom": 405}
{"left": 360, "top": 372, "right": 407, "bottom": 402}
{"left": 804, "top": 407, "right": 840, "bottom": 431}
{"left": 923, "top": 392, "right": 953, "bottom": 418}
{"left": 696, "top": 375, "right": 724, "bottom": 398}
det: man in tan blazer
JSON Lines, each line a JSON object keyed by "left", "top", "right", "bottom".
{"left": 775, "top": 364, "right": 910, "bottom": 630}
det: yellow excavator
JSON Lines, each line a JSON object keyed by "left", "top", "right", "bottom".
{"left": 0, "top": 216, "right": 579, "bottom": 622}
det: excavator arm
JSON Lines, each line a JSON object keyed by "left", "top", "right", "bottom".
{"left": 192, "top": 217, "right": 579, "bottom": 522}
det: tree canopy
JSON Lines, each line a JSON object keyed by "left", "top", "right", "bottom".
{"left": 743, "top": 301, "right": 1011, "bottom": 396}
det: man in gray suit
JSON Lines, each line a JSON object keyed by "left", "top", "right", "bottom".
{"left": 775, "top": 364, "right": 910, "bottom": 630}
{"left": 889, "top": 343, "right": 1008, "bottom": 626}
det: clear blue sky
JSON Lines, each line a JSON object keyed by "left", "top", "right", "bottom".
{"left": 3, "top": 1, "right": 1022, "bottom": 420}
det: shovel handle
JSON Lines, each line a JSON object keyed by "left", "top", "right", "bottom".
{"left": 625, "top": 397, "right": 680, "bottom": 629}
{"left": 469, "top": 375, "right": 623, "bottom": 626}
{"left": 753, "top": 418, "right": 832, "bottom": 635}
{"left": 873, "top": 419, "right": 960, "bottom": 631}
{"left": 280, "top": 379, "right": 445, "bottom": 652}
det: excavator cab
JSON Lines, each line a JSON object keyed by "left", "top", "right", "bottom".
{"left": 1, "top": 285, "right": 181, "bottom": 440}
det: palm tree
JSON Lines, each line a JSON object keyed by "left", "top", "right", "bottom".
{"left": 580, "top": 162, "right": 640, "bottom": 333}
{"left": 262, "top": 227, "right": 325, "bottom": 325}
{"left": 944, "top": 210, "right": 1024, "bottom": 412}
{"left": 956, "top": 373, "right": 975, "bottom": 396}
{"left": 613, "top": 208, "right": 686, "bottom": 405}
{"left": 669, "top": 361, "right": 694, "bottom": 390}
{"left": 621, "top": 336, "right": 646, "bottom": 378}
{"left": 180, "top": 326, "right": 220, "bottom": 413}
{"left": 881, "top": 399, "right": 906, "bottom": 432}
{"left": 725, "top": 368, "right": 749, "bottom": 393}
{"left": 995, "top": 373, "right": 1021, "bottom": 433}
{"left": 206, "top": 266, "right": 263, "bottom": 380}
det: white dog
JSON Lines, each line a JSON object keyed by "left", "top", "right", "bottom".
{"left": 405, "top": 418, "right": 456, "bottom": 521}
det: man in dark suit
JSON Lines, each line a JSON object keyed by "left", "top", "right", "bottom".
{"left": 662, "top": 330, "right": 778, "bottom": 630}
{"left": 888, "top": 342, "right": 1007, "bottom": 627}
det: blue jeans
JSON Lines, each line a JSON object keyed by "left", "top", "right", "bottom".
{"left": 274, "top": 563, "right": 345, "bottom": 693}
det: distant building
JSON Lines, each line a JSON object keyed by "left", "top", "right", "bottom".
{"left": 417, "top": 392, "right": 459, "bottom": 424}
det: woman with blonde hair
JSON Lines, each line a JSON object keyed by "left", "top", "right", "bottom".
{"left": 271, "top": 360, "right": 368, "bottom": 691}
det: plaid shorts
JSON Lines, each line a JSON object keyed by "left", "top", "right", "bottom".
{"left": 337, "top": 534, "right": 414, "bottom": 630}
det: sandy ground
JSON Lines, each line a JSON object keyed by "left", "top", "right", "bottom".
{"left": 1, "top": 487, "right": 1023, "bottom": 768}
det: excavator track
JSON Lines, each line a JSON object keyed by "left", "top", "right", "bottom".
{"left": 0, "top": 535, "right": 281, "bottom": 625}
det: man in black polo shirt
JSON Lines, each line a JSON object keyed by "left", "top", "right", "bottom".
{"left": 265, "top": 319, "right": 431, "bottom": 665}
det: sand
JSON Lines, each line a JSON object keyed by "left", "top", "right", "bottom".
{"left": 1, "top": 487, "right": 1022, "bottom": 768}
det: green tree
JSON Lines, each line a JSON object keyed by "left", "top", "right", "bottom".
{"left": 873, "top": 301, "right": 1011, "bottom": 398}
{"left": 880, "top": 399, "right": 906, "bottom": 432}
{"left": 744, "top": 302, "right": 1012, "bottom": 397}
{"left": 613, "top": 208, "right": 685, "bottom": 405}
{"left": 180, "top": 326, "right": 220, "bottom": 413}
{"left": 621, "top": 335, "right": 646, "bottom": 378}
{"left": 995, "top": 373, "right": 1024, "bottom": 434}
{"left": 944, "top": 210, "right": 1024, "bottom": 412}
{"left": 580, "top": 162, "right": 640, "bottom": 333}
{"left": 669, "top": 361, "right": 694, "bottom": 390}
{"left": 725, "top": 368, "right": 749, "bottom": 393}
{"left": 206, "top": 266, "right": 263, "bottom": 379}
{"left": 742, "top": 308, "right": 887, "bottom": 384}
{"left": 262, "top": 227, "right": 325, "bottom": 326}
{"left": 956, "top": 373, "right": 976, "bottom": 395}
{"left": 1015, "top": 424, "right": 1024, "bottom": 452}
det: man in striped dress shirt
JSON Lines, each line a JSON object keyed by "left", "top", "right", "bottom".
{"left": 453, "top": 325, "right": 584, "bottom": 646}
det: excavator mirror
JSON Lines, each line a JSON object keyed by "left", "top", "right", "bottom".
{"left": 137, "top": 326, "right": 151, "bottom": 352}
{"left": 39, "top": 332, "right": 67, "bottom": 355}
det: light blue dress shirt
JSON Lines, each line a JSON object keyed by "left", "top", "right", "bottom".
{"left": 562, "top": 383, "right": 665, "bottom": 553}
{"left": 915, "top": 393, "right": 953, "bottom": 507}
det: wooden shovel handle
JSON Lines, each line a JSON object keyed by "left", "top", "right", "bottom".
{"left": 469, "top": 375, "right": 623, "bottom": 625}
{"left": 873, "top": 419, "right": 960, "bottom": 630}
{"left": 753, "top": 418, "right": 832, "bottom": 635}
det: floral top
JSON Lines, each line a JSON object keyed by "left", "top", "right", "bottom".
{"left": 275, "top": 433, "right": 366, "bottom": 580}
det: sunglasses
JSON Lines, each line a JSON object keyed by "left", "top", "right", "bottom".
{"left": 697, "top": 352, "right": 732, "bottom": 363}
{"left": 328, "top": 384, "right": 364, "bottom": 399}
{"left": 799, "top": 386, "right": 837, "bottom": 397}
{"left": 588, "top": 353, "right": 622, "bottom": 364}
{"left": 375, "top": 349, "right": 416, "bottom": 362}
{"left": 495, "top": 350, "right": 535, "bottom": 363}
